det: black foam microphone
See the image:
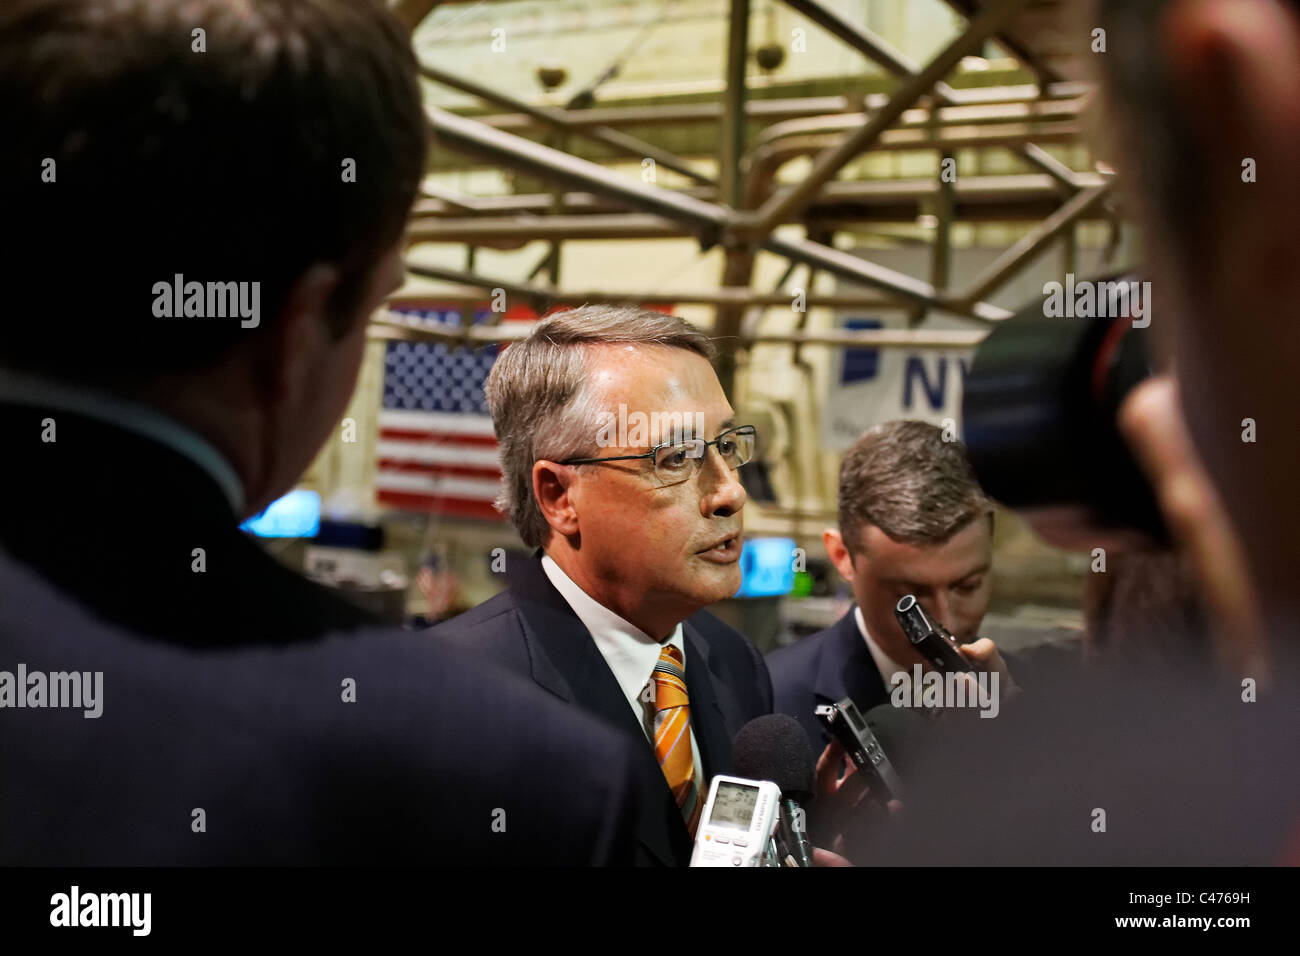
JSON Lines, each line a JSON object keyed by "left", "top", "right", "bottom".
{"left": 733, "top": 714, "right": 817, "bottom": 867}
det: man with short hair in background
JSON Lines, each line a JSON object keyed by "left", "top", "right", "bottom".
{"left": 767, "top": 420, "right": 1012, "bottom": 753}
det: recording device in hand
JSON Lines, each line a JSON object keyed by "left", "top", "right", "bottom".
{"left": 862, "top": 703, "right": 928, "bottom": 779}
{"left": 815, "top": 697, "right": 905, "bottom": 805}
{"left": 688, "top": 776, "right": 780, "bottom": 867}
{"left": 894, "top": 595, "right": 979, "bottom": 675}
{"left": 961, "top": 273, "right": 1165, "bottom": 541}
{"left": 816, "top": 703, "right": 928, "bottom": 865}
{"left": 732, "top": 714, "right": 817, "bottom": 867}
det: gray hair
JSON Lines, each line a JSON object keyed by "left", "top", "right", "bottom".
{"left": 485, "top": 304, "right": 716, "bottom": 548}
{"left": 838, "top": 420, "right": 992, "bottom": 551}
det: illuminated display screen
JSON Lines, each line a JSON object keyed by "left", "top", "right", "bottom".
{"left": 240, "top": 489, "right": 321, "bottom": 539}
{"left": 709, "top": 781, "right": 758, "bottom": 829}
{"left": 733, "top": 537, "right": 797, "bottom": 598}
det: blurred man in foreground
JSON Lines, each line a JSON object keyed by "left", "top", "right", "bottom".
{"left": 0, "top": 0, "right": 641, "bottom": 865}
{"left": 831, "top": 0, "right": 1300, "bottom": 865}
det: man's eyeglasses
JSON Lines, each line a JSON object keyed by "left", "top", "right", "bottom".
{"left": 559, "top": 425, "right": 757, "bottom": 486}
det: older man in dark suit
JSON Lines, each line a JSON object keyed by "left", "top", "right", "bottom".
{"left": 431, "top": 306, "right": 774, "bottom": 866}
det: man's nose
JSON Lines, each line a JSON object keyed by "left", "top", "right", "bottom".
{"left": 700, "top": 447, "right": 747, "bottom": 517}
{"left": 926, "top": 593, "right": 953, "bottom": 630}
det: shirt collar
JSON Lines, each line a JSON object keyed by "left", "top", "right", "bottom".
{"left": 0, "top": 369, "right": 246, "bottom": 516}
{"left": 540, "top": 553, "right": 685, "bottom": 699}
{"left": 854, "top": 605, "right": 911, "bottom": 685}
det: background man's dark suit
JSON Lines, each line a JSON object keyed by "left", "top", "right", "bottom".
{"left": 0, "top": 402, "right": 377, "bottom": 649}
{"left": 767, "top": 608, "right": 890, "bottom": 752}
{"left": 0, "top": 548, "right": 641, "bottom": 865}
{"left": 768, "top": 607, "right": 1035, "bottom": 755}
{"left": 430, "top": 552, "right": 774, "bottom": 866}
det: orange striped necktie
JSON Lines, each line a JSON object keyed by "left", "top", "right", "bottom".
{"left": 651, "top": 643, "right": 702, "bottom": 836}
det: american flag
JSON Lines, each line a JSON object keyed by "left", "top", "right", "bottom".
{"left": 376, "top": 306, "right": 513, "bottom": 520}
{"left": 375, "top": 302, "right": 675, "bottom": 519}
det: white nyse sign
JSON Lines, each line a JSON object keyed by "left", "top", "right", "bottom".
{"left": 822, "top": 311, "right": 971, "bottom": 450}
{"left": 820, "top": 243, "right": 1132, "bottom": 450}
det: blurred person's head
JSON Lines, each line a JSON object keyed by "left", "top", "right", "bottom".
{"left": 487, "top": 305, "right": 746, "bottom": 640}
{"left": 1082, "top": 546, "right": 1212, "bottom": 670}
{"left": 0, "top": 0, "right": 428, "bottom": 517}
{"left": 825, "top": 421, "right": 995, "bottom": 664}
{"left": 1095, "top": 0, "right": 1300, "bottom": 620}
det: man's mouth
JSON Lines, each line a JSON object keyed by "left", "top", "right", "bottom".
{"left": 696, "top": 533, "right": 742, "bottom": 563}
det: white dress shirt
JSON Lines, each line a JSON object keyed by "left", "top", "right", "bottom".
{"left": 854, "top": 605, "right": 911, "bottom": 692}
{"left": 541, "top": 554, "right": 705, "bottom": 793}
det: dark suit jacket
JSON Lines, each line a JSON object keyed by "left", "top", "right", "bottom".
{"left": 0, "top": 400, "right": 643, "bottom": 865}
{"left": 429, "top": 553, "right": 774, "bottom": 866}
{"left": 858, "top": 649, "right": 1300, "bottom": 865}
{"left": 0, "top": 400, "right": 377, "bottom": 648}
{"left": 767, "top": 608, "right": 892, "bottom": 753}
{"left": 0, "top": 549, "right": 641, "bottom": 865}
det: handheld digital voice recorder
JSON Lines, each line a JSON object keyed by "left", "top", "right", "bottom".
{"left": 689, "top": 775, "right": 781, "bottom": 867}
{"left": 814, "top": 697, "right": 904, "bottom": 803}
{"left": 894, "top": 594, "right": 979, "bottom": 675}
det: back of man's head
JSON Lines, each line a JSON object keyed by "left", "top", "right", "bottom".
{"left": 838, "top": 420, "right": 991, "bottom": 553}
{"left": 0, "top": 0, "right": 427, "bottom": 387}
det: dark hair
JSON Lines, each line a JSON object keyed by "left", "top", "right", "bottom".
{"left": 0, "top": 0, "right": 428, "bottom": 383}
{"left": 1082, "top": 547, "right": 1211, "bottom": 669}
{"left": 837, "top": 420, "right": 992, "bottom": 552}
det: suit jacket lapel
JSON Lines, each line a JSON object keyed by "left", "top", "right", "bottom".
{"left": 508, "top": 554, "right": 653, "bottom": 731}
{"left": 682, "top": 621, "right": 733, "bottom": 782}
{"left": 508, "top": 553, "right": 690, "bottom": 866}
{"left": 813, "top": 608, "right": 891, "bottom": 714}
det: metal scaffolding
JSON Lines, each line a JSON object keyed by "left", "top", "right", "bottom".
{"left": 393, "top": 0, "right": 1097, "bottom": 374}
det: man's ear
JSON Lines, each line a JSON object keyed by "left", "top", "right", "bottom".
{"left": 823, "top": 527, "right": 857, "bottom": 583}
{"left": 533, "top": 460, "right": 580, "bottom": 539}
{"left": 261, "top": 263, "right": 341, "bottom": 404}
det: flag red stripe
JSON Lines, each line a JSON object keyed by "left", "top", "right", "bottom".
{"left": 375, "top": 490, "right": 504, "bottom": 520}
{"left": 379, "top": 428, "right": 498, "bottom": 446}
{"left": 376, "top": 460, "right": 501, "bottom": 479}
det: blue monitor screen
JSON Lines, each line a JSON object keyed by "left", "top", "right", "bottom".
{"left": 240, "top": 489, "right": 321, "bottom": 539}
{"left": 733, "top": 537, "right": 797, "bottom": 598}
